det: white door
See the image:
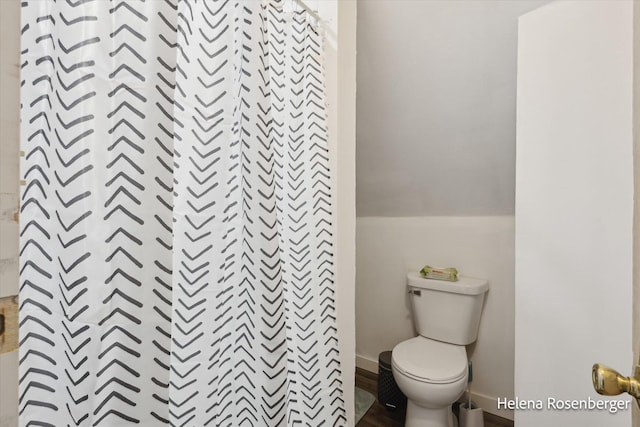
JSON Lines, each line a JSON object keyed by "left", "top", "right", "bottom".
{"left": 515, "top": 1, "right": 636, "bottom": 426}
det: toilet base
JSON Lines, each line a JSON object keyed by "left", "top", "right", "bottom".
{"left": 404, "top": 400, "right": 458, "bottom": 427}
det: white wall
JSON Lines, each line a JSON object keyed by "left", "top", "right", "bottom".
{"left": 356, "top": 216, "right": 515, "bottom": 419}
{"left": 354, "top": 4, "right": 549, "bottom": 419}
{"left": 318, "top": 1, "right": 358, "bottom": 425}
{"left": 515, "top": 1, "right": 634, "bottom": 426}
{"left": 0, "top": 0, "right": 20, "bottom": 425}
{"left": 356, "top": 0, "right": 550, "bottom": 216}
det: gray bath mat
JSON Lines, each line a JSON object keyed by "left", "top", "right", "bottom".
{"left": 355, "top": 387, "right": 376, "bottom": 424}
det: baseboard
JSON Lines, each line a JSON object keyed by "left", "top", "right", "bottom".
{"left": 462, "top": 390, "right": 514, "bottom": 421}
{"left": 355, "top": 354, "right": 378, "bottom": 373}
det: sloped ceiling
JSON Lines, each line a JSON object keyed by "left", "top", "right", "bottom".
{"left": 356, "top": 0, "right": 551, "bottom": 216}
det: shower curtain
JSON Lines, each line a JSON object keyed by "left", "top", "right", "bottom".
{"left": 18, "top": 1, "right": 345, "bottom": 426}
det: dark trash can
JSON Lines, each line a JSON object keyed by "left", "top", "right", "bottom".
{"left": 378, "top": 350, "right": 407, "bottom": 411}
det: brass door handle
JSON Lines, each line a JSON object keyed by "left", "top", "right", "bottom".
{"left": 592, "top": 363, "right": 640, "bottom": 406}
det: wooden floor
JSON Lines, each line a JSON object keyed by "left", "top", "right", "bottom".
{"left": 355, "top": 368, "right": 513, "bottom": 427}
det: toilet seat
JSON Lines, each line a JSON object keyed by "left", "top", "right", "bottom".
{"left": 392, "top": 337, "right": 467, "bottom": 384}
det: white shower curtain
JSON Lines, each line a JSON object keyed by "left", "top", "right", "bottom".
{"left": 18, "top": 1, "right": 345, "bottom": 425}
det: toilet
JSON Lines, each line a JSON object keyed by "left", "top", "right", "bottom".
{"left": 392, "top": 272, "right": 489, "bottom": 427}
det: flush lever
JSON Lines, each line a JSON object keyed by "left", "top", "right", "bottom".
{"left": 407, "top": 289, "right": 421, "bottom": 296}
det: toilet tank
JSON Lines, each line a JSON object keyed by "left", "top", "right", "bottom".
{"left": 407, "top": 272, "right": 489, "bottom": 345}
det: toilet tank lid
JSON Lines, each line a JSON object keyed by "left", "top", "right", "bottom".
{"left": 407, "top": 272, "right": 488, "bottom": 295}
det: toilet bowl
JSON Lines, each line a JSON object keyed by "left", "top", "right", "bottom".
{"left": 392, "top": 273, "right": 488, "bottom": 427}
{"left": 392, "top": 337, "right": 468, "bottom": 427}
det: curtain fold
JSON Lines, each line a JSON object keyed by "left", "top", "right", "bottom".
{"left": 19, "top": 1, "right": 345, "bottom": 425}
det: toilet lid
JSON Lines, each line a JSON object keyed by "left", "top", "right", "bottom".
{"left": 392, "top": 337, "right": 467, "bottom": 384}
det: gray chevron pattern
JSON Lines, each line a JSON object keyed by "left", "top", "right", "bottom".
{"left": 19, "top": 0, "right": 345, "bottom": 426}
